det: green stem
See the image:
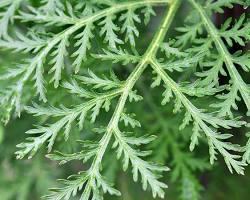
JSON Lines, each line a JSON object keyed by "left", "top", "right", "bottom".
{"left": 109, "top": 0, "right": 181, "bottom": 128}
{"left": 87, "top": 0, "right": 181, "bottom": 191}
{"left": 188, "top": 0, "right": 250, "bottom": 114}
{"left": 150, "top": 59, "right": 245, "bottom": 175}
{"left": 12, "top": 0, "right": 173, "bottom": 106}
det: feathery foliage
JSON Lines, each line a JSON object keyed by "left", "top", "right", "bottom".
{"left": 0, "top": 0, "right": 249, "bottom": 199}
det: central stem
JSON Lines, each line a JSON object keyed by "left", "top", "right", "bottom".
{"left": 188, "top": 0, "right": 250, "bottom": 113}
{"left": 90, "top": 0, "right": 181, "bottom": 179}
{"left": 109, "top": 0, "right": 181, "bottom": 129}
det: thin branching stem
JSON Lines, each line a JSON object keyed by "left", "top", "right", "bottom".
{"left": 85, "top": 0, "right": 181, "bottom": 194}
{"left": 4, "top": 0, "right": 173, "bottom": 105}
{"left": 150, "top": 58, "right": 245, "bottom": 175}
{"left": 189, "top": 0, "right": 250, "bottom": 115}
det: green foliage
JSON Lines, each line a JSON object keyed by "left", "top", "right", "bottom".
{"left": 0, "top": 123, "right": 3, "bottom": 144}
{"left": 0, "top": 0, "right": 249, "bottom": 200}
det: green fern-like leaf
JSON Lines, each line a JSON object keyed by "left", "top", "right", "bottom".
{"left": 0, "top": 0, "right": 250, "bottom": 199}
